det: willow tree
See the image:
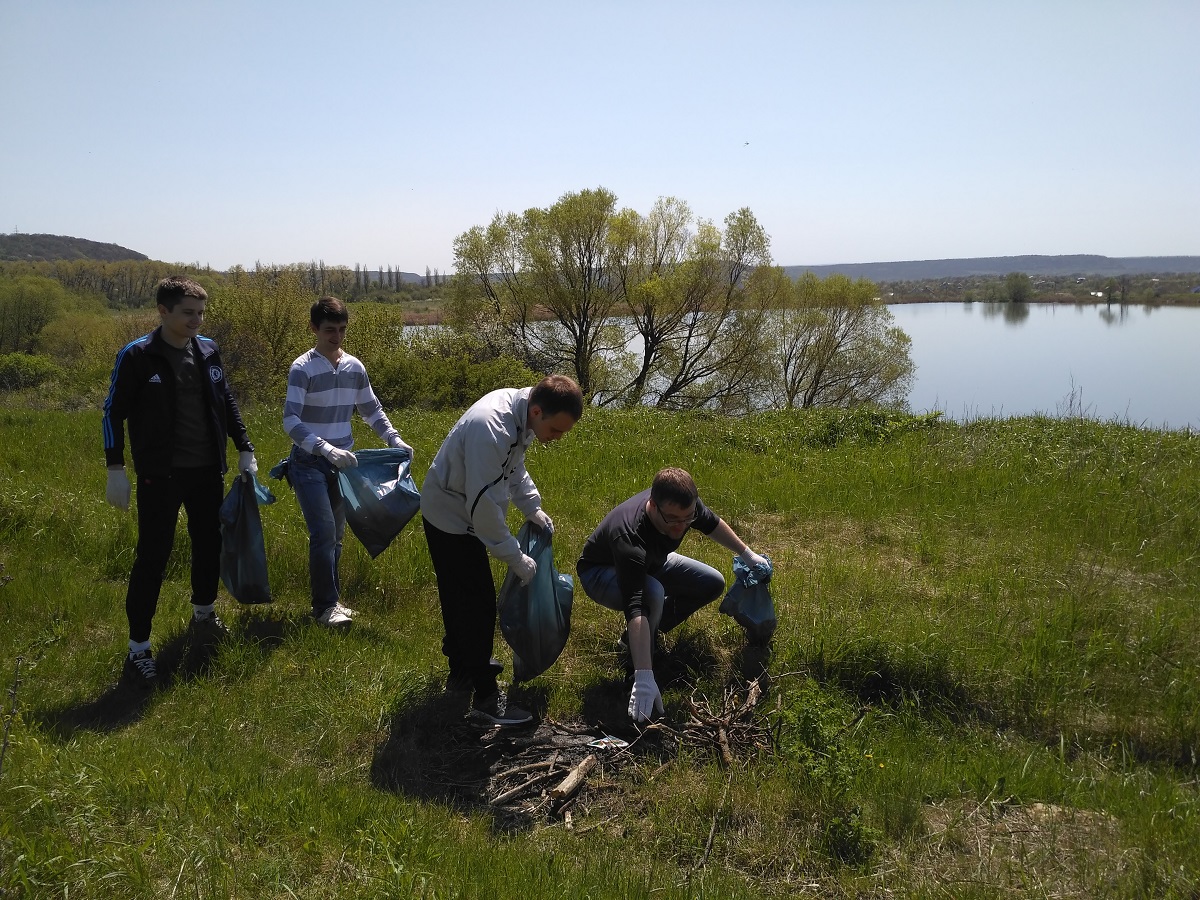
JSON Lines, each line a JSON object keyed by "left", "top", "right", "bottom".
{"left": 451, "top": 187, "right": 627, "bottom": 395}
{"left": 605, "top": 207, "right": 778, "bottom": 411}
{"left": 452, "top": 190, "right": 777, "bottom": 409}
{"left": 772, "top": 272, "right": 914, "bottom": 409}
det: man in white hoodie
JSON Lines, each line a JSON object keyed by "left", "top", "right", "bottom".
{"left": 420, "top": 374, "right": 583, "bottom": 726}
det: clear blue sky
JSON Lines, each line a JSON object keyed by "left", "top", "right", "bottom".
{"left": 2, "top": 0, "right": 1197, "bottom": 274}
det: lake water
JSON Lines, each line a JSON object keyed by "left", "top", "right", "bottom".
{"left": 887, "top": 302, "right": 1199, "bottom": 431}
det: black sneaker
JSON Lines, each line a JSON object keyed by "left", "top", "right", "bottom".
{"left": 470, "top": 691, "right": 533, "bottom": 726}
{"left": 444, "top": 672, "right": 474, "bottom": 696}
{"left": 122, "top": 649, "right": 158, "bottom": 690}
{"left": 446, "top": 658, "right": 505, "bottom": 695}
{"left": 188, "top": 612, "right": 230, "bottom": 645}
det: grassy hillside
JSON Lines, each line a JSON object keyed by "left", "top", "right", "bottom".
{"left": 783, "top": 255, "right": 1200, "bottom": 281}
{"left": 0, "top": 233, "right": 148, "bottom": 263}
{"left": 0, "top": 406, "right": 1197, "bottom": 898}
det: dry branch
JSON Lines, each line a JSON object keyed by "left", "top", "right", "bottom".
{"left": 489, "top": 771, "right": 560, "bottom": 806}
{"left": 491, "top": 759, "right": 555, "bottom": 781}
{"left": 550, "top": 753, "right": 598, "bottom": 800}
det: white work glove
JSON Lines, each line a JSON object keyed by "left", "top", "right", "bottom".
{"left": 106, "top": 466, "right": 131, "bottom": 511}
{"left": 510, "top": 553, "right": 537, "bottom": 586}
{"left": 743, "top": 549, "right": 770, "bottom": 571}
{"left": 323, "top": 446, "right": 358, "bottom": 469}
{"left": 628, "top": 669, "right": 664, "bottom": 723}
{"left": 528, "top": 508, "right": 554, "bottom": 534}
{"left": 388, "top": 433, "right": 413, "bottom": 454}
{"left": 238, "top": 451, "right": 258, "bottom": 476}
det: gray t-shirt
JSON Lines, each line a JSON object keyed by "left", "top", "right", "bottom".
{"left": 161, "top": 341, "right": 216, "bottom": 468}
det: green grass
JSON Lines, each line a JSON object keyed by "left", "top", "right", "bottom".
{"left": 1, "top": 405, "right": 1198, "bottom": 897}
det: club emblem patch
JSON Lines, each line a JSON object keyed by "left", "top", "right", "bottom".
{"left": 209, "top": 366, "right": 223, "bottom": 383}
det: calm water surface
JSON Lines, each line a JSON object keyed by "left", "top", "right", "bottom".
{"left": 888, "top": 302, "right": 1199, "bottom": 430}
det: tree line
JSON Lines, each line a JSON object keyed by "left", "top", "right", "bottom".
{"left": 0, "top": 190, "right": 916, "bottom": 415}
{"left": 450, "top": 187, "right": 913, "bottom": 412}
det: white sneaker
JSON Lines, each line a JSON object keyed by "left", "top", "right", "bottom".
{"left": 314, "top": 605, "right": 352, "bottom": 628}
{"left": 333, "top": 603, "right": 356, "bottom": 619}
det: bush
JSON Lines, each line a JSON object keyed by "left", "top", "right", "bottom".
{"left": 0, "top": 353, "right": 62, "bottom": 391}
{"left": 370, "top": 329, "right": 537, "bottom": 410}
{"left": 0, "top": 275, "right": 73, "bottom": 354}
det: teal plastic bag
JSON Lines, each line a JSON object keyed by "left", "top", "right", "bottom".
{"left": 337, "top": 447, "right": 421, "bottom": 559}
{"left": 497, "top": 522, "right": 574, "bottom": 683}
{"left": 219, "top": 473, "right": 276, "bottom": 604}
{"left": 719, "top": 554, "right": 776, "bottom": 643}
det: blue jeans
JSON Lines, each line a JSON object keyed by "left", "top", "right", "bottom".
{"left": 577, "top": 553, "right": 726, "bottom": 634}
{"left": 289, "top": 447, "right": 345, "bottom": 613}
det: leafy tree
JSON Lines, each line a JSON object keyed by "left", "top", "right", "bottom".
{"left": 204, "top": 267, "right": 315, "bottom": 403}
{"left": 452, "top": 187, "right": 627, "bottom": 393}
{"left": 452, "top": 190, "right": 778, "bottom": 410}
{"left": 608, "top": 205, "right": 777, "bottom": 411}
{"left": 770, "top": 272, "right": 914, "bottom": 409}
{"left": 1005, "top": 271, "right": 1033, "bottom": 303}
{"left": 0, "top": 275, "right": 73, "bottom": 353}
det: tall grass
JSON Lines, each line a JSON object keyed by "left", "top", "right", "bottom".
{"left": 0, "top": 405, "right": 1197, "bottom": 897}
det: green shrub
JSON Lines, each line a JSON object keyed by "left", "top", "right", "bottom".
{"left": 370, "top": 329, "right": 538, "bottom": 409}
{"left": 0, "top": 352, "right": 61, "bottom": 390}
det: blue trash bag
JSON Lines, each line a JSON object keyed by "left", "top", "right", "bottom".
{"left": 718, "top": 554, "right": 776, "bottom": 643}
{"left": 336, "top": 447, "right": 421, "bottom": 559}
{"left": 497, "top": 521, "right": 574, "bottom": 683}
{"left": 219, "top": 473, "right": 277, "bottom": 604}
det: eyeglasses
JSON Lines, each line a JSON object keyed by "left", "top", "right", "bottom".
{"left": 656, "top": 506, "right": 698, "bottom": 527}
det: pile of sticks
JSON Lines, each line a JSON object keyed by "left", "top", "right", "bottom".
{"left": 483, "top": 726, "right": 608, "bottom": 816}
{"left": 680, "top": 674, "right": 771, "bottom": 767}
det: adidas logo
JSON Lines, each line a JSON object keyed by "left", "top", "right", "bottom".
{"left": 149, "top": 374, "right": 162, "bottom": 383}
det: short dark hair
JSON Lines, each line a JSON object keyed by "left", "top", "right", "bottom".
{"left": 155, "top": 276, "right": 207, "bottom": 311}
{"left": 529, "top": 374, "right": 583, "bottom": 420}
{"left": 650, "top": 467, "right": 698, "bottom": 509}
{"left": 311, "top": 296, "right": 349, "bottom": 327}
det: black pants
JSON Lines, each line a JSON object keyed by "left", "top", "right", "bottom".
{"left": 422, "top": 518, "right": 500, "bottom": 696}
{"left": 126, "top": 466, "right": 223, "bottom": 643}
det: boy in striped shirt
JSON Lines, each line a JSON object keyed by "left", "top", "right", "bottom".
{"left": 283, "top": 296, "right": 411, "bottom": 626}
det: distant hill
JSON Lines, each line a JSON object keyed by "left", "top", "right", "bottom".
{"left": 363, "top": 269, "right": 425, "bottom": 285}
{"left": 782, "top": 255, "right": 1200, "bottom": 281}
{"left": 0, "top": 233, "right": 149, "bottom": 263}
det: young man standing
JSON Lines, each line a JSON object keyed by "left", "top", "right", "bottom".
{"left": 420, "top": 374, "right": 583, "bottom": 726}
{"left": 103, "top": 275, "right": 258, "bottom": 689}
{"left": 283, "top": 296, "right": 412, "bottom": 627}
{"left": 576, "top": 467, "right": 771, "bottom": 723}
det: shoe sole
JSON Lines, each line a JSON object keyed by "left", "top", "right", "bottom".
{"left": 468, "top": 710, "right": 533, "bottom": 727}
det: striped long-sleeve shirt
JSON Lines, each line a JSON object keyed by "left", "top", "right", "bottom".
{"left": 283, "top": 348, "right": 401, "bottom": 455}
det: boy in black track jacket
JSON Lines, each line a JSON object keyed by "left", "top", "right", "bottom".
{"left": 102, "top": 276, "right": 257, "bottom": 689}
